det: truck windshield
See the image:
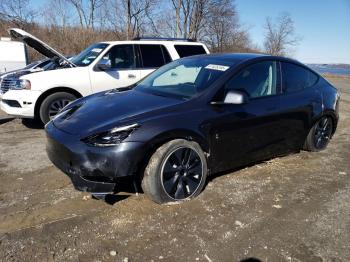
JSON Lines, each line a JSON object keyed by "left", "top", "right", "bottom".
{"left": 71, "top": 43, "right": 108, "bottom": 67}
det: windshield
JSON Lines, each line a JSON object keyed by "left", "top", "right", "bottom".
{"left": 23, "top": 61, "right": 40, "bottom": 69}
{"left": 71, "top": 43, "right": 108, "bottom": 67}
{"left": 135, "top": 58, "right": 234, "bottom": 99}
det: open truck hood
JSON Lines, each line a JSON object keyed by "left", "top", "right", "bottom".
{"left": 8, "top": 28, "right": 75, "bottom": 67}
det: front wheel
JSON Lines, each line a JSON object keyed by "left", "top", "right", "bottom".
{"left": 304, "top": 116, "right": 333, "bottom": 152}
{"left": 39, "top": 92, "right": 77, "bottom": 124}
{"left": 142, "top": 139, "right": 208, "bottom": 204}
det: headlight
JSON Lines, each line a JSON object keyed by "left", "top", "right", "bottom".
{"left": 82, "top": 123, "right": 139, "bottom": 147}
{"left": 12, "top": 79, "right": 31, "bottom": 90}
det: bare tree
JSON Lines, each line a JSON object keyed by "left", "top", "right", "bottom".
{"left": 0, "top": 0, "right": 258, "bottom": 62}
{"left": 170, "top": 0, "right": 207, "bottom": 39}
{"left": 0, "top": 0, "right": 37, "bottom": 28}
{"left": 204, "top": 0, "right": 251, "bottom": 52}
{"left": 171, "top": 0, "right": 182, "bottom": 37}
{"left": 155, "top": 0, "right": 253, "bottom": 51}
{"left": 187, "top": 0, "right": 206, "bottom": 39}
{"left": 43, "top": 0, "right": 71, "bottom": 27}
{"left": 264, "top": 13, "right": 300, "bottom": 56}
{"left": 105, "top": 0, "right": 158, "bottom": 39}
{"left": 204, "top": 0, "right": 238, "bottom": 52}
{"left": 65, "top": 0, "right": 105, "bottom": 29}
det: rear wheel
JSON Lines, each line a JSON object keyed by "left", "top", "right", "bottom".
{"left": 39, "top": 92, "right": 77, "bottom": 124}
{"left": 142, "top": 139, "right": 208, "bottom": 204}
{"left": 304, "top": 116, "right": 333, "bottom": 151}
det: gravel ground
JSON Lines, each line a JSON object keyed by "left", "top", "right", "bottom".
{"left": 0, "top": 78, "right": 349, "bottom": 262}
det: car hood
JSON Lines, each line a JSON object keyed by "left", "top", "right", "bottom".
{"left": 52, "top": 89, "right": 184, "bottom": 137}
{"left": 1, "top": 68, "right": 41, "bottom": 79}
{"left": 8, "top": 28, "right": 75, "bottom": 67}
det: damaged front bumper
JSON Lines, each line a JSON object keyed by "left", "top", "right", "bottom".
{"left": 45, "top": 121, "right": 146, "bottom": 194}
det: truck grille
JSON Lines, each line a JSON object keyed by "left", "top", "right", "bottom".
{"left": 0, "top": 78, "right": 18, "bottom": 93}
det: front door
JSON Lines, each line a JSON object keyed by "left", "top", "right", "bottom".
{"left": 90, "top": 44, "right": 141, "bottom": 92}
{"left": 209, "top": 60, "right": 286, "bottom": 172}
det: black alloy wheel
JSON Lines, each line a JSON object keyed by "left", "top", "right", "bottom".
{"left": 161, "top": 147, "right": 203, "bottom": 200}
{"left": 304, "top": 116, "right": 334, "bottom": 152}
{"left": 142, "top": 139, "right": 208, "bottom": 204}
{"left": 314, "top": 117, "right": 333, "bottom": 150}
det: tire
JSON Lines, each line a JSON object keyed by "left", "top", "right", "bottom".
{"left": 303, "top": 116, "right": 333, "bottom": 152}
{"left": 142, "top": 139, "right": 208, "bottom": 204}
{"left": 39, "top": 92, "right": 77, "bottom": 124}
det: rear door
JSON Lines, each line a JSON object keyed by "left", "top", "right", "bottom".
{"left": 137, "top": 44, "right": 172, "bottom": 80}
{"left": 90, "top": 44, "right": 141, "bottom": 92}
{"left": 278, "top": 61, "right": 322, "bottom": 150}
{"left": 209, "top": 60, "right": 286, "bottom": 172}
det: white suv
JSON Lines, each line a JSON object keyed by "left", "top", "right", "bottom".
{"left": 0, "top": 29, "right": 209, "bottom": 124}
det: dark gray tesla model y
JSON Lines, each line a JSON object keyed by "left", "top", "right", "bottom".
{"left": 46, "top": 53, "right": 340, "bottom": 204}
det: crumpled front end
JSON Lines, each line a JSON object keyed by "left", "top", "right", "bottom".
{"left": 46, "top": 121, "right": 146, "bottom": 194}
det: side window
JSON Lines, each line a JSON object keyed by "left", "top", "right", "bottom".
{"left": 281, "top": 62, "right": 319, "bottom": 93}
{"left": 139, "top": 44, "right": 169, "bottom": 68}
{"left": 98, "top": 45, "right": 136, "bottom": 69}
{"left": 226, "top": 61, "right": 278, "bottom": 99}
{"left": 174, "top": 45, "right": 207, "bottom": 58}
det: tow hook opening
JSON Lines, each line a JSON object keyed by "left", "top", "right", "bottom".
{"left": 91, "top": 193, "right": 108, "bottom": 200}
{"left": 81, "top": 175, "right": 115, "bottom": 183}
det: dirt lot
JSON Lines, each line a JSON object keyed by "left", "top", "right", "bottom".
{"left": 0, "top": 78, "right": 349, "bottom": 262}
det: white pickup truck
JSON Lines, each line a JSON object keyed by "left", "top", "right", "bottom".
{"left": 0, "top": 28, "right": 209, "bottom": 124}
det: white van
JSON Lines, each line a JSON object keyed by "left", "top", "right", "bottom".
{"left": 0, "top": 28, "right": 209, "bottom": 124}
{"left": 0, "top": 37, "right": 28, "bottom": 74}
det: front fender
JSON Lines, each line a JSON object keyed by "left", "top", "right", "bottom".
{"left": 145, "top": 128, "right": 210, "bottom": 154}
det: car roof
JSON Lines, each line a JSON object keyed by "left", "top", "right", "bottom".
{"left": 186, "top": 52, "right": 302, "bottom": 65}
{"left": 100, "top": 40, "right": 206, "bottom": 45}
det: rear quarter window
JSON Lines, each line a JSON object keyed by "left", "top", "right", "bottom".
{"left": 174, "top": 45, "right": 207, "bottom": 58}
{"left": 282, "top": 62, "right": 319, "bottom": 93}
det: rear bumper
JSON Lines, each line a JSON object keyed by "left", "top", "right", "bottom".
{"left": 46, "top": 121, "right": 147, "bottom": 193}
{"left": 0, "top": 90, "right": 41, "bottom": 118}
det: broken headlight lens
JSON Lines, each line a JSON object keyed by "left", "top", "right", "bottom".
{"left": 82, "top": 123, "right": 139, "bottom": 147}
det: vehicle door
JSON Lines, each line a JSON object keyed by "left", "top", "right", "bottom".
{"left": 278, "top": 61, "right": 322, "bottom": 150}
{"left": 137, "top": 44, "right": 173, "bottom": 80}
{"left": 90, "top": 44, "right": 141, "bottom": 92}
{"left": 209, "top": 60, "right": 287, "bottom": 172}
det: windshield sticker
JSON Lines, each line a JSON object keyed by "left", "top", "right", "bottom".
{"left": 205, "top": 64, "right": 229, "bottom": 71}
{"left": 91, "top": 48, "right": 103, "bottom": 53}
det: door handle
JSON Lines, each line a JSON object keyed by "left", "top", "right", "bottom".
{"left": 128, "top": 74, "right": 136, "bottom": 79}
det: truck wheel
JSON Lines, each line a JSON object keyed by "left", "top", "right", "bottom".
{"left": 39, "top": 92, "right": 76, "bottom": 124}
{"left": 142, "top": 139, "right": 208, "bottom": 204}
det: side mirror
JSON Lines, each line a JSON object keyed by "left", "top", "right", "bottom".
{"left": 211, "top": 90, "right": 248, "bottom": 105}
{"left": 224, "top": 90, "right": 248, "bottom": 104}
{"left": 96, "top": 63, "right": 111, "bottom": 71}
